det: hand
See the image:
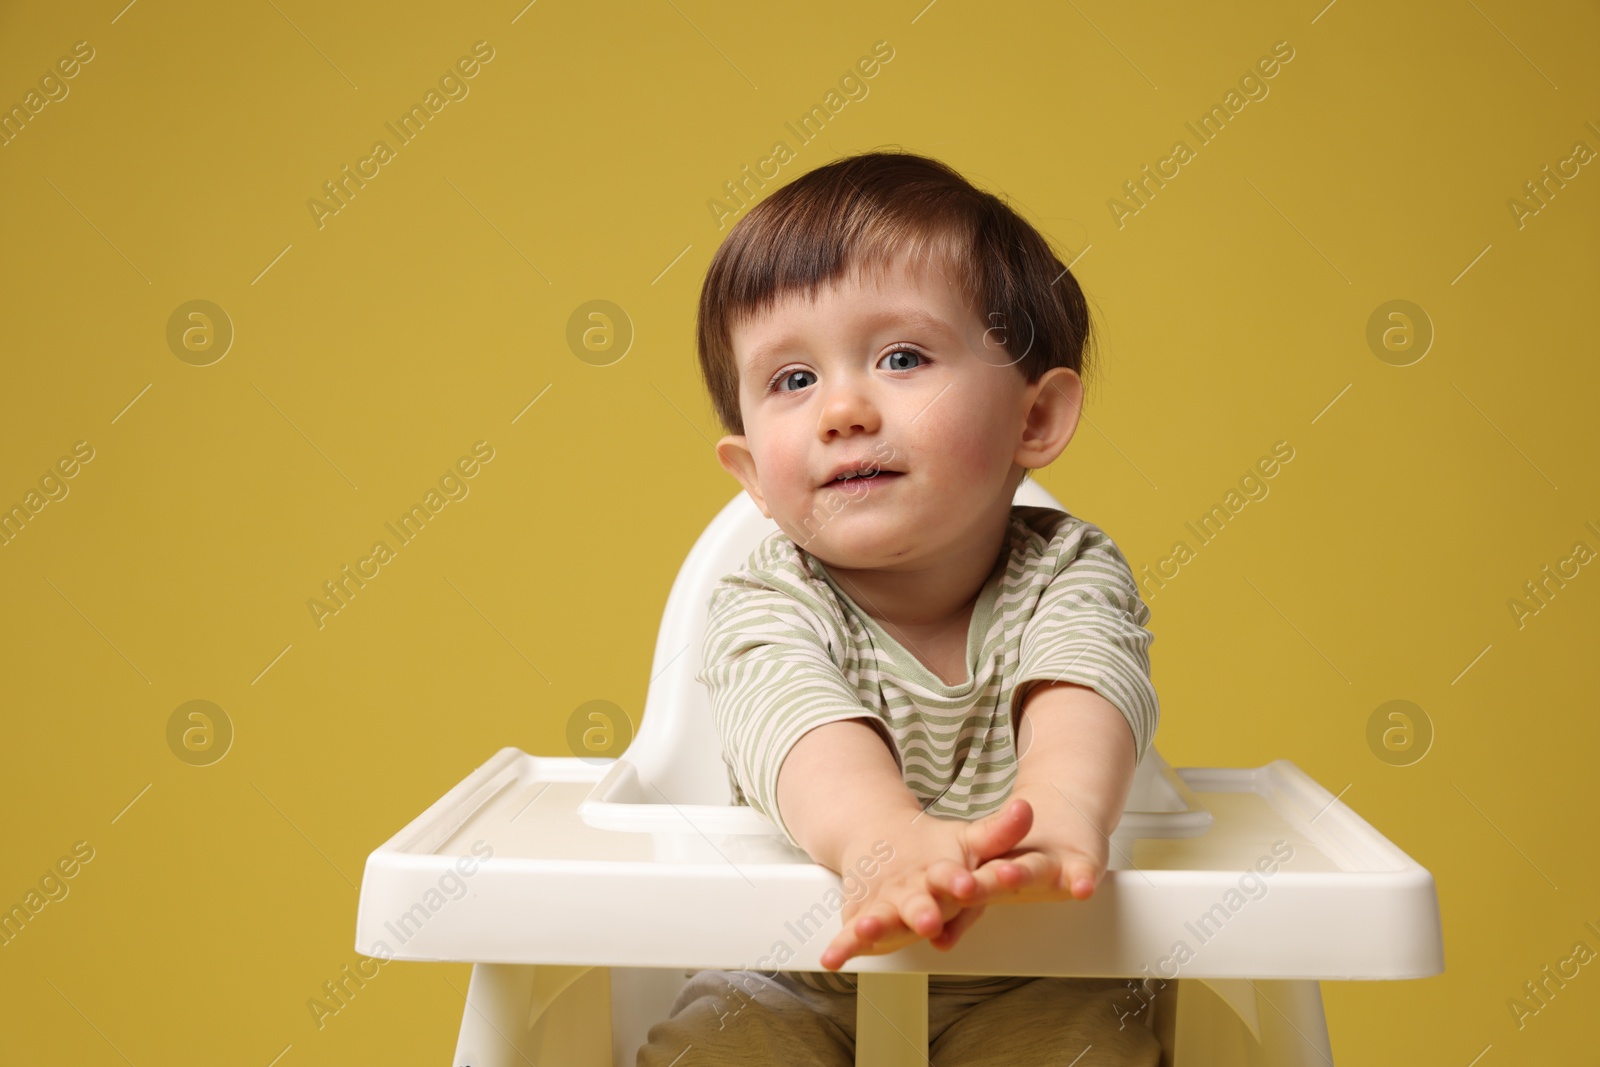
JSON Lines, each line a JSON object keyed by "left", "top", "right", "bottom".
{"left": 819, "top": 799, "right": 1035, "bottom": 970}
{"left": 968, "top": 791, "right": 1112, "bottom": 905}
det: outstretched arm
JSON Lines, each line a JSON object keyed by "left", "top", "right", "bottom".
{"left": 700, "top": 573, "right": 1029, "bottom": 966}
{"left": 976, "top": 515, "right": 1157, "bottom": 901}
{"left": 973, "top": 680, "right": 1139, "bottom": 902}
{"left": 776, "top": 718, "right": 1034, "bottom": 968}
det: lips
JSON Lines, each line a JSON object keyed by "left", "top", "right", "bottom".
{"left": 821, "top": 460, "right": 903, "bottom": 487}
{"left": 824, "top": 470, "right": 902, "bottom": 489}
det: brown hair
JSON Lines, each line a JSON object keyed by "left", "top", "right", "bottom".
{"left": 695, "top": 149, "right": 1096, "bottom": 437}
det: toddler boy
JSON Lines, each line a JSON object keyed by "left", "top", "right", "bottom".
{"left": 638, "top": 150, "right": 1162, "bottom": 1065}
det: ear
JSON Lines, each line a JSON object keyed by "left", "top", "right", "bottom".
{"left": 1016, "top": 367, "right": 1083, "bottom": 471}
{"left": 715, "top": 435, "right": 771, "bottom": 517}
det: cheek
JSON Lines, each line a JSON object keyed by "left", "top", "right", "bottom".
{"left": 908, "top": 387, "right": 1013, "bottom": 482}
{"left": 948, "top": 434, "right": 1009, "bottom": 484}
{"left": 758, "top": 431, "right": 813, "bottom": 495}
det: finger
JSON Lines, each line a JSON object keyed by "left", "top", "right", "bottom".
{"left": 967, "top": 856, "right": 1030, "bottom": 898}
{"left": 822, "top": 902, "right": 903, "bottom": 969}
{"left": 1064, "top": 857, "right": 1102, "bottom": 900}
{"left": 963, "top": 799, "right": 1033, "bottom": 865}
{"left": 852, "top": 908, "right": 921, "bottom": 961}
{"left": 924, "top": 859, "right": 978, "bottom": 905}
{"left": 970, "top": 852, "right": 1060, "bottom": 902}
{"left": 1003, "top": 851, "right": 1062, "bottom": 894}
{"left": 822, "top": 920, "right": 870, "bottom": 970}
{"left": 897, "top": 888, "right": 947, "bottom": 938}
{"left": 850, "top": 900, "right": 901, "bottom": 943}
{"left": 930, "top": 903, "right": 987, "bottom": 951}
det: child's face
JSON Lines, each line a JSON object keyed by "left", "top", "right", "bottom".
{"left": 714, "top": 251, "right": 1081, "bottom": 571}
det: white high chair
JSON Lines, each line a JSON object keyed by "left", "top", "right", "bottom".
{"left": 355, "top": 480, "right": 1444, "bottom": 1066}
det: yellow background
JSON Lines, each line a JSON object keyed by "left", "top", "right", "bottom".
{"left": 2, "top": 0, "right": 1596, "bottom": 1063}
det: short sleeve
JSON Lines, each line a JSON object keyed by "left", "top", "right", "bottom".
{"left": 1012, "top": 519, "right": 1160, "bottom": 764}
{"left": 696, "top": 575, "right": 881, "bottom": 850}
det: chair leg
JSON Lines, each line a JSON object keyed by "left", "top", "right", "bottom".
{"left": 1250, "top": 979, "right": 1331, "bottom": 1066}
{"left": 452, "top": 962, "right": 613, "bottom": 1066}
{"left": 1148, "top": 978, "right": 1179, "bottom": 1067}
{"left": 1170, "top": 977, "right": 1332, "bottom": 1066}
{"left": 855, "top": 972, "right": 928, "bottom": 1067}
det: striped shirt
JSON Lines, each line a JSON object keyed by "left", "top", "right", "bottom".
{"left": 696, "top": 504, "right": 1160, "bottom": 996}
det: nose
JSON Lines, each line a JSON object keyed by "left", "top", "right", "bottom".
{"left": 817, "top": 369, "right": 880, "bottom": 439}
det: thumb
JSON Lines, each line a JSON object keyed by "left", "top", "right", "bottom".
{"left": 963, "top": 798, "right": 1033, "bottom": 865}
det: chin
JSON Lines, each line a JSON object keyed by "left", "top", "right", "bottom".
{"left": 805, "top": 531, "right": 913, "bottom": 570}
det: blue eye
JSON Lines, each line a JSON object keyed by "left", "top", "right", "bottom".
{"left": 880, "top": 347, "right": 925, "bottom": 371}
{"left": 766, "top": 348, "right": 928, "bottom": 394}
{"left": 770, "top": 368, "right": 817, "bottom": 393}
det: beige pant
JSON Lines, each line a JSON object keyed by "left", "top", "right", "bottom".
{"left": 637, "top": 969, "right": 1162, "bottom": 1066}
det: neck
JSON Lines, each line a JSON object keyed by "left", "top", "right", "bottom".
{"left": 816, "top": 516, "right": 1010, "bottom": 642}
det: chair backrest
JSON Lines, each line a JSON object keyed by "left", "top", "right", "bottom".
{"left": 625, "top": 478, "right": 1066, "bottom": 804}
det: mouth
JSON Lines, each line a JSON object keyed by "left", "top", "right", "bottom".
{"left": 822, "top": 469, "right": 903, "bottom": 489}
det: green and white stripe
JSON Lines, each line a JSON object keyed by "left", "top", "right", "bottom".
{"left": 697, "top": 505, "right": 1159, "bottom": 995}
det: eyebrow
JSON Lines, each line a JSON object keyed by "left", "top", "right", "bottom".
{"left": 742, "top": 307, "right": 957, "bottom": 376}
